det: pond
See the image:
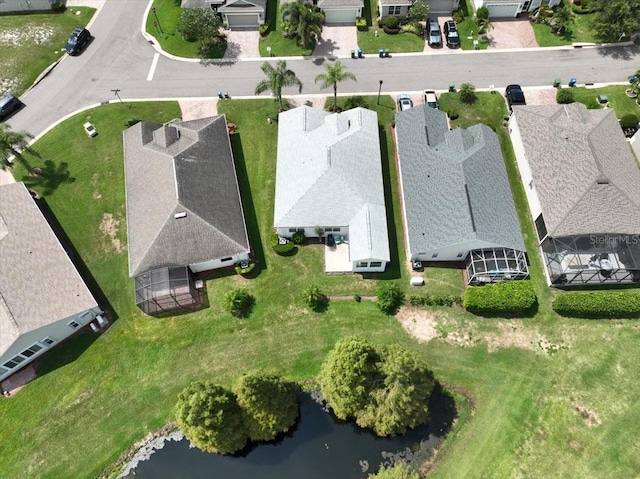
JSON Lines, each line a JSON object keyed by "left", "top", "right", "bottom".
{"left": 123, "top": 389, "right": 456, "bottom": 479}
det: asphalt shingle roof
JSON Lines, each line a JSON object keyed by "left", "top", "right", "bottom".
{"left": 274, "top": 106, "right": 390, "bottom": 262}
{"left": 318, "top": 0, "right": 364, "bottom": 8}
{"left": 512, "top": 103, "right": 640, "bottom": 236}
{"left": 0, "top": 183, "right": 98, "bottom": 356}
{"left": 396, "top": 105, "right": 525, "bottom": 255}
{"left": 124, "top": 116, "right": 250, "bottom": 277}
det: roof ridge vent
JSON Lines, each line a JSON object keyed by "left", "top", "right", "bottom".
{"left": 327, "top": 148, "right": 331, "bottom": 166}
{"left": 596, "top": 174, "right": 609, "bottom": 185}
{"left": 174, "top": 212, "right": 187, "bottom": 219}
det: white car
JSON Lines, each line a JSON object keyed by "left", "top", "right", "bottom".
{"left": 423, "top": 90, "right": 438, "bottom": 109}
{"left": 83, "top": 122, "right": 98, "bottom": 137}
{"left": 397, "top": 94, "right": 413, "bottom": 112}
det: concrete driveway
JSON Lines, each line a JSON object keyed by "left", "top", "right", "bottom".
{"left": 313, "top": 26, "right": 358, "bottom": 57}
{"left": 485, "top": 19, "right": 538, "bottom": 49}
{"left": 223, "top": 29, "right": 260, "bottom": 59}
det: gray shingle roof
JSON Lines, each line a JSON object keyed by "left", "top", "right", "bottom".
{"left": 0, "top": 183, "right": 98, "bottom": 356}
{"left": 379, "top": 0, "right": 411, "bottom": 6}
{"left": 274, "top": 106, "right": 390, "bottom": 262}
{"left": 512, "top": 103, "right": 640, "bottom": 236}
{"left": 318, "top": 0, "right": 364, "bottom": 8}
{"left": 124, "top": 116, "right": 250, "bottom": 277}
{"left": 396, "top": 105, "right": 525, "bottom": 255}
{"left": 218, "top": 0, "right": 266, "bottom": 13}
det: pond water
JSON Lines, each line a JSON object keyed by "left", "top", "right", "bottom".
{"left": 124, "top": 389, "right": 456, "bottom": 479}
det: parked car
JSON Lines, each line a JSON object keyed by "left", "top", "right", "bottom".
{"left": 427, "top": 20, "right": 442, "bottom": 47}
{"left": 505, "top": 84, "right": 526, "bottom": 110}
{"left": 65, "top": 27, "right": 91, "bottom": 55}
{"left": 83, "top": 122, "right": 98, "bottom": 137}
{"left": 423, "top": 90, "right": 438, "bottom": 109}
{"left": 443, "top": 20, "right": 460, "bottom": 48}
{"left": 0, "top": 94, "right": 22, "bottom": 121}
{"left": 397, "top": 94, "right": 413, "bottom": 112}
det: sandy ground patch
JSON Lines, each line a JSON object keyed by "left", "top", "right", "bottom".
{"left": 396, "top": 306, "right": 439, "bottom": 342}
{"left": 100, "top": 212, "right": 124, "bottom": 253}
{"left": 0, "top": 26, "right": 54, "bottom": 47}
{"left": 179, "top": 99, "right": 219, "bottom": 120}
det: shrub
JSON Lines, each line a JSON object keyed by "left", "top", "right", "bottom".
{"left": 51, "top": 1, "right": 65, "bottom": 12}
{"left": 291, "top": 230, "right": 306, "bottom": 245}
{"left": 553, "top": 291, "right": 640, "bottom": 318}
{"left": 556, "top": 88, "right": 575, "bottom": 104}
{"left": 356, "top": 17, "right": 368, "bottom": 31}
{"left": 447, "top": 109, "right": 459, "bottom": 120}
{"left": 345, "top": 95, "right": 368, "bottom": 109}
{"left": 401, "top": 21, "right": 423, "bottom": 36}
{"left": 354, "top": 293, "right": 361, "bottom": 302}
{"left": 459, "top": 83, "right": 477, "bottom": 104}
{"left": 223, "top": 288, "right": 254, "bottom": 316}
{"left": 369, "top": 464, "right": 420, "bottom": 479}
{"left": 409, "top": 294, "right": 462, "bottom": 307}
{"left": 384, "top": 15, "right": 399, "bottom": 29}
{"left": 234, "top": 260, "right": 256, "bottom": 275}
{"left": 463, "top": 280, "right": 537, "bottom": 315}
{"left": 451, "top": 9, "right": 464, "bottom": 23}
{"left": 270, "top": 233, "right": 295, "bottom": 254}
{"left": 476, "top": 5, "right": 489, "bottom": 21}
{"left": 125, "top": 118, "right": 140, "bottom": 127}
{"left": 620, "top": 114, "right": 640, "bottom": 129}
{"left": 377, "top": 18, "right": 385, "bottom": 28}
{"left": 583, "top": 97, "right": 601, "bottom": 109}
{"left": 258, "top": 23, "right": 270, "bottom": 36}
{"left": 302, "top": 284, "right": 327, "bottom": 311}
{"left": 376, "top": 282, "right": 404, "bottom": 314}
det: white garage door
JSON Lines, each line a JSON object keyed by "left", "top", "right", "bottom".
{"left": 323, "top": 8, "right": 358, "bottom": 24}
{"left": 486, "top": 3, "right": 520, "bottom": 17}
{"left": 226, "top": 14, "right": 258, "bottom": 28}
{"left": 428, "top": 0, "right": 457, "bottom": 14}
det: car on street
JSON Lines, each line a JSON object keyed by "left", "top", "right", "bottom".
{"left": 83, "top": 122, "right": 98, "bottom": 137}
{"left": 0, "top": 94, "right": 22, "bottom": 121}
{"left": 505, "top": 84, "right": 526, "bottom": 110}
{"left": 423, "top": 90, "right": 438, "bottom": 109}
{"left": 427, "top": 20, "right": 442, "bottom": 47}
{"left": 65, "top": 27, "right": 91, "bottom": 55}
{"left": 444, "top": 20, "right": 460, "bottom": 48}
{"left": 397, "top": 94, "right": 413, "bottom": 111}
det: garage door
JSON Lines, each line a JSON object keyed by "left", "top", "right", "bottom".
{"left": 323, "top": 8, "right": 358, "bottom": 24}
{"left": 486, "top": 3, "right": 520, "bottom": 17}
{"left": 427, "top": 0, "right": 457, "bottom": 14}
{"left": 226, "top": 14, "right": 258, "bottom": 28}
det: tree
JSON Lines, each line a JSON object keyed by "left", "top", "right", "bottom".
{"left": 222, "top": 288, "right": 254, "bottom": 316}
{"left": 459, "top": 82, "right": 477, "bottom": 104}
{"left": 357, "top": 345, "right": 434, "bottom": 436}
{"left": 175, "top": 381, "right": 248, "bottom": 454}
{"left": 281, "top": 0, "right": 323, "bottom": 49}
{"left": 368, "top": 464, "right": 420, "bottom": 479}
{"left": 475, "top": 6, "right": 492, "bottom": 34}
{"left": 318, "top": 337, "right": 381, "bottom": 419}
{"left": 556, "top": 87, "right": 575, "bottom": 104}
{"left": 315, "top": 61, "right": 357, "bottom": 112}
{"left": 591, "top": 0, "right": 640, "bottom": 42}
{"left": 0, "top": 123, "right": 33, "bottom": 170}
{"left": 376, "top": 282, "right": 404, "bottom": 314}
{"left": 177, "top": 8, "right": 222, "bottom": 46}
{"left": 235, "top": 370, "right": 299, "bottom": 442}
{"left": 302, "top": 284, "right": 327, "bottom": 311}
{"left": 551, "top": 3, "right": 573, "bottom": 34}
{"left": 255, "top": 60, "right": 303, "bottom": 111}
{"left": 408, "top": 0, "right": 429, "bottom": 23}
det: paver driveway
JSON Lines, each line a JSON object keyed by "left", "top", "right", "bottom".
{"left": 313, "top": 26, "right": 359, "bottom": 57}
{"left": 224, "top": 29, "right": 260, "bottom": 59}
{"left": 485, "top": 19, "right": 538, "bottom": 49}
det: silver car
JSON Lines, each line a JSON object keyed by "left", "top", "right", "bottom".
{"left": 428, "top": 20, "right": 442, "bottom": 47}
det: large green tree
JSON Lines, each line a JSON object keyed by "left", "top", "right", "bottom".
{"left": 175, "top": 381, "right": 248, "bottom": 454}
{"left": 314, "top": 61, "right": 357, "bottom": 112}
{"left": 177, "top": 8, "right": 222, "bottom": 47}
{"left": 408, "top": 0, "right": 429, "bottom": 23}
{"left": 591, "top": 0, "right": 640, "bottom": 42}
{"left": 281, "top": 0, "right": 323, "bottom": 49}
{"left": 254, "top": 60, "right": 303, "bottom": 111}
{"left": 368, "top": 464, "right": 420, "bottom": 479}
{"left": 235, "top": 370, "right": 299, "bottom": 442}
{"left": 0, "top": 123, "right": 32, "bottom": 170}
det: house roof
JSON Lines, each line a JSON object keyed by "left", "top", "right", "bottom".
{"left": 512, "top": 103, "right": 640, "bottom": 237}
{"left": 395, "top": 105, "right": 525, "bottom": 255}
{"left": 379, "top": 0, "right": 411, "bottom": 6}
{"left": 318, "top": 0, "right": 364, "bottom": 9}
{"left": 218, "top": 0, "right": 266, "bottom": 13}
{"left": 274, "top": 106, "right": 390, "bottom": 262}
{"left": 0, "top": 182, "right": 98, "bottom": 356}
{"left": 123, "top": 116, "right": 250, "bottom": 277}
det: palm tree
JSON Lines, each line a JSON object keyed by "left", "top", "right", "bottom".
{"left": 255, "top": 60, "right": 303, "bottom": 111}
{"left": 0, "top": 123, "right": 33, "bottom": 170}
{"left": 281, "top": 0, "right": 323, "bottom": 49}
{"left": 314, "top": 61, "right": 357, "bottom": 112}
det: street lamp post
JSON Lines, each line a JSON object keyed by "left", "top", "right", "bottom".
{"left": 111, "top": 89, "right": 128, "bottom": 109}
{"left": 377, "top": 80, "right": 383, "bottom": 105}
{"left": 151, "top": 7, "right": 164, "bottom": 35}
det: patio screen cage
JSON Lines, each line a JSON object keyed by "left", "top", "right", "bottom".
{"left": 541, "top": 234, "right": 640, "bottom": 286}
{"left": 465, "top": 248, "right": 529, "bottom": 285}
{"left": 134, "top": 267, "right": 203, "bottom": 315}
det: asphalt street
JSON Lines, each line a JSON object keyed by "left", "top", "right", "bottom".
{"left": 10, "top": 0, "right": 640, "bottom": 138}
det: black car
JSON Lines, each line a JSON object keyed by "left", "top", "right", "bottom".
{"left": 443, "top": 20, "right": 460, "bottom": 48}
{"left": 0, "top": 94, "right": 22, "bottom": 121}
{"left": 65, "top": 27, "right": 91, "bottom": 55}
{"left": 427, "top": 20, "right": 442, "bottom": 47}
{"left": 505, "top": 84, "right": 526, "bottom": 110}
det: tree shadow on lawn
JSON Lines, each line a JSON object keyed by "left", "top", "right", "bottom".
{"left": 21, "top": 159, "right": 75, "bottom": 197}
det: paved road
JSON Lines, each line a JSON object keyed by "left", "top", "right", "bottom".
{"left": 9, "top": 0, "right": 640, "bottom": 138}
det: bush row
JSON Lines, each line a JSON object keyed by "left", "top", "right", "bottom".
{"left": 409, "top": 294, "right": 462, "bottom": 307}
{"left": 463, "top": 280, "right": 537, "bottom": 315}
{"left": 552, "top": 291, "right": 640, "bottom": 318}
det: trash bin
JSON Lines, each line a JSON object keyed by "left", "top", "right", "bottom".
{"left": 568, "top": 77, "right": 577, "bottom": 87}
{"left": 217, "top": 91, "right": 223, "bottom": 99}
{"left": 357, "top": 49, "right": 363, "bottom": 58}
{"left": 384, "top": 49, "right": 390, "bottom": 57}
{"left": 379, "top": 48, "right": 384, "bottom": 58}
{"left": 449, "top": 83, "right": 455, "bottom": 93}
{"left": 351, "top": 49, "right": 356, "bottom": 58}
{"left": 553, "top": 78, "right": 561, "bottom": 88}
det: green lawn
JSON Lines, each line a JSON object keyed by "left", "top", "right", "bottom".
{"left": 569, "top": 84, "right": 640, "bottom": 118}
{"left": 259, "top": 0, "right": 313, "bottom": 57}
{"left": 0, "top": 7, "right": 95, "bottom": 96}
{"left": 531, "top": 0, "right": 599, "bottom": 46}
{"left": 2, "top": 97, "right": 640, "bottom": 479}
{"left": 456, "top": 0, "right": 489, "bottom": 50}
{"left": 357, "top": 0, "right": 424, "bottom": 54}
{"left": 145, "top": 0, "right": 226, "bottom": 58}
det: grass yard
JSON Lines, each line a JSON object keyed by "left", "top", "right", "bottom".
{"left": 568, "top": 84, "right": 640, "bottom": 119}
{"left": 456, "top": 0, "right": 489, "bottom": 50}
{"left": 0, "top": 7, "right": 95, "bottom": 96}
{"left": 357, "top": 0, "right": 424, "bottom": 54}
{"left": 145, "top": 0, "right": 226, "bottom": 58}
{"left": 259, "top": 0, "right": 313, "bottom": 57}
{"left": 1, "top": 97, "right": 640, "bottom": 479}
{"left": 531, "top": 0, "right": 599, "bottom": 47}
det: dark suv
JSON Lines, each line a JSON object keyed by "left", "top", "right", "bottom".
{"left": 0, "top": 94, "right": 22, "bottom": 121}
{"left": 443, "top": 20, "right": 460, "bottom": 48}
{"left": 65, "top": 27, "right": 91, "bottom": 55}
{"left": 505, "top": 84, "right": 526, "bottom": 111}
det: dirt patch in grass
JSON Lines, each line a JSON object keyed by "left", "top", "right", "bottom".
{"left": 570, "top": 400, "right": 601, "bottom": 427}
{"left": 396, "top": 306, "right": 439, "bottom": 343}
{"left": 0, "top": 26, "right": 55, "bottom": 46}
{"left": 99, "top": 212, "right": 124, "bottom": 253}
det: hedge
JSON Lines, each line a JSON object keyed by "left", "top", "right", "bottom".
{"left": 409, "top": 294, "right": 462, "bottom": 307}
{"left": 552, "top": 291, "right": 640, "bottom": 318}
{"left": 463, "top": 281, "right": 537, "bottom": 315}
{"left": 270, "top": 233, "right": 294, "bottom": 254}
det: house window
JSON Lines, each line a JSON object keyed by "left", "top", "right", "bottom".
{"left": 356, "top": 261, "right": 369, "bottom": 268}
{"left": 21, "top": 344, "right": 44, "bottom": 358}
{"left": 3, "top": 355, "right": 26, "bottom": 369}
{"left": 41, "top": 337, "right": 55, "bottom": 346}
{"left": 389, "top": 5, "right": 401, "bottom": 15}
{"left": 370, "top": 261, "right": 382, "bottom": 267}
{"left": 220, "top": 257, "right": 233, "bottom": 262}
{"left": 534, "top": 214, "right": 548, "bottom": 241}
{"left": 289, "top": 228, "right": 298, "bottom": 233}
{"left": 456, "top": 252, "right": 465, "bottom": 258}
{"left": 432, "top": 253, "right": 438, "bottom": 258}
{"left": 68, "top": 320, "right": 81, "bottom": 329}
